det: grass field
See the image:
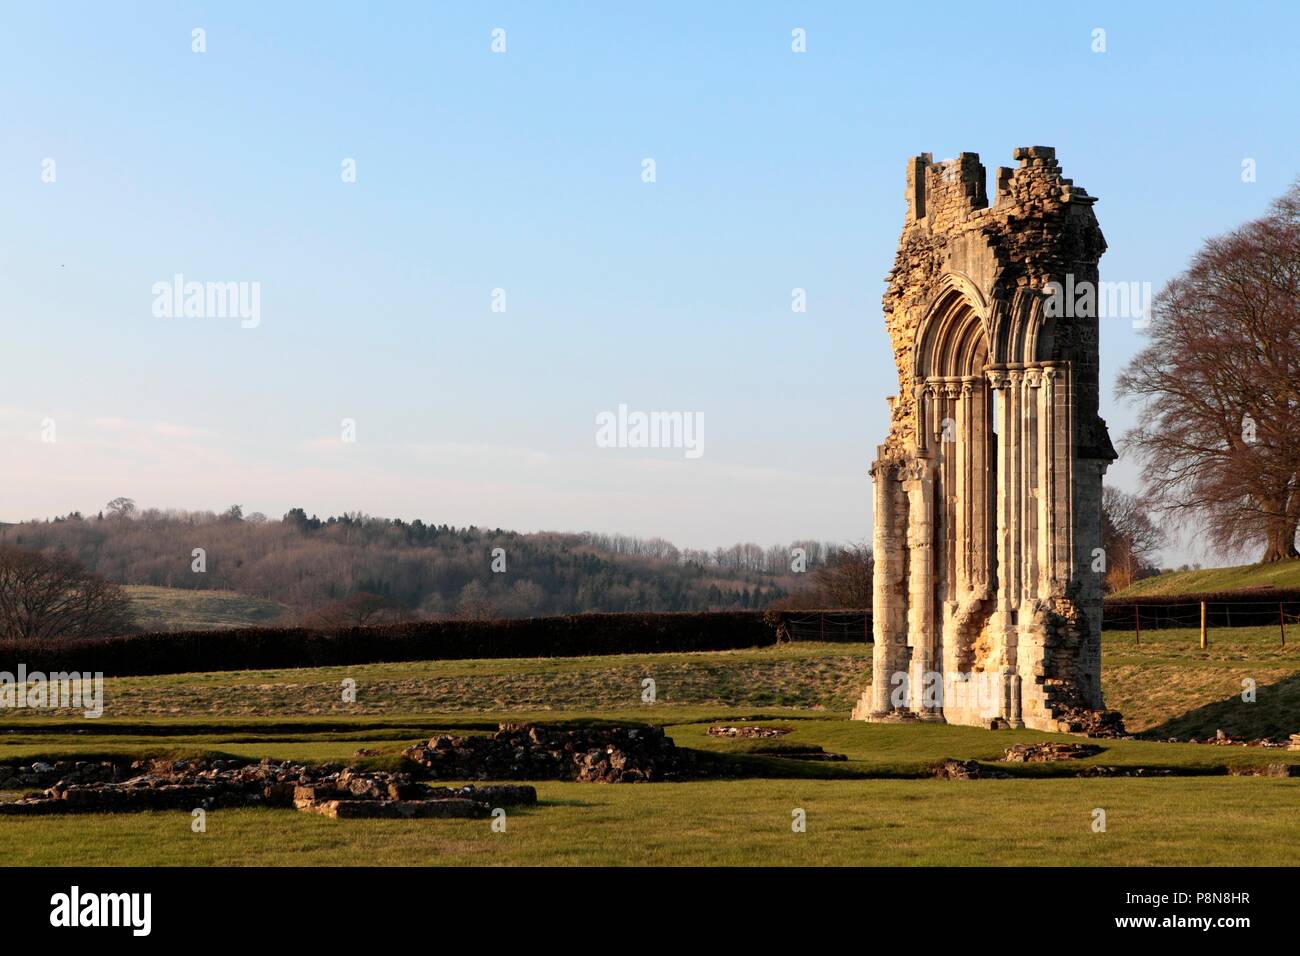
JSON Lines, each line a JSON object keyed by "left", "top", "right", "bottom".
{"left": 2, "top": 634, "right": 1297, "bottom": 866}
{"left": 1115, "top": 561, "right": 1300, "bottom": 597}
{"left": 124, "top": 585, "right": 292, "bottom": 631}
{"left": 4, "top": 632, "right": 1294, "bottom": 738}
{"left": 3, "top": 775, "right": 1296, "bottom": 866}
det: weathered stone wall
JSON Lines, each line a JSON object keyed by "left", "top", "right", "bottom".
{"left": 855, "top": 147, "right": 1119, "bottom": 733}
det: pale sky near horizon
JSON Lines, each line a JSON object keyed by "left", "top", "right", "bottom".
{"left": 3, "top": 2, "right": 1299, "bottom": 564}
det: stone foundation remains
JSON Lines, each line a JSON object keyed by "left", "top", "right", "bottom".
{"left": 402, "top": 722, "right": 721, "bottom": 783}
{"left": 0, "top": 724, "right": 724, "bottom": 816}
{"left": 0, "top": 756, "right": 536, "bottom": 818}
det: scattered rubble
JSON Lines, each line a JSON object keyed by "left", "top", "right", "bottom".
{"left": 1227, "top": 763, "right": 1300, "bottom": 778}
{"left": 298, "top": 782, "right": 536, "bottom": 819}
{"left": 0, "top": 760, "right": 123, "bottom": 791}
{"left": 403, "top": 723, "right": 727, "bottom": 783}
{"left": 1002, "top": 742, "right": 1104, "bottom": 763}
{"left": 0, "top": 756, "right": 537, "bottom": 818}
{"left": 0, "top": 723, "right": 735, "bottom": 817}
{"left": 1183, "top": 729, "right": 1293, "bottom": 748}
{"left": 1078, "top": 766, "right": 1175, "bottom": 778}
{"left": 931, "top": 760, "right": 1011, "bottom": 780}
{"left": 1050, "top": 706, "right": 1127, "bottom": 738}
{"left": 707, "top": 725, "right": 790, "bottom": 739}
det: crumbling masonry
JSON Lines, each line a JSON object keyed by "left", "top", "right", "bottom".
{"left": 853, "top": 147, "right": 1117, "bottom": 733}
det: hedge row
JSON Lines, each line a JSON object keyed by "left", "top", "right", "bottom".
{"left": 32, "top": 591, "right": 1292, "bottom": 678}
{"left": 0, "top": 611, "right": 792, "bottom": 678}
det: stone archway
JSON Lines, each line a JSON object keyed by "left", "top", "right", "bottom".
{"left": 855, "top": 147, "right": 1116, "bottom": 733}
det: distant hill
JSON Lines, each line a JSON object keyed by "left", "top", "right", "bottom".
{"left": 124, "top": 585, "right": 292, "bottom": 631}
{"left": 1115, "top": 562, "right": 1300, "bottom": 598}
{"left": 1, "top": 507, "right": 844, "bottom": 619}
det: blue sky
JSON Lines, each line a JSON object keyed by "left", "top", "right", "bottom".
{"left": 3, "top": 2, "right": 1298, "bottom": 561}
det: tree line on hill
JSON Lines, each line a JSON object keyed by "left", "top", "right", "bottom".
{"left": 0, "top": 460, "right": 1185, "bottom": 640}
{"left": 0, "top": 502, "right": 868, "bottom": 631}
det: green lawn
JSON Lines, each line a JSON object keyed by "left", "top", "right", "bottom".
{"left": 124, "top": 585, "right": 292, "bottom": 631}
{"left": 2, "top": 775, "right": 1295, "bottom": 866}
{"left": 3, "top": 637, "right": 1298, "bottom": 866}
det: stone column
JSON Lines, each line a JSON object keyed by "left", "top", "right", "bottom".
{"left": 1023, "top": 367, "right": 1042, "bottom": 600}
{"left": 868, "top": 457, "right": 910, "bottom": 716}
{"left": 1041, "top": 365, "right": 1059, "bottom": 593}
{"left": 905, "top": 456, "right": 941, "bottom": 718}
{"left": 988, "top": 367, "right": 1023, "bottom": 727}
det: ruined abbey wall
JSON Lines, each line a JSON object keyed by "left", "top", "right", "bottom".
{"left": 853, "top": 147, "right": 1117, "bottom": 733}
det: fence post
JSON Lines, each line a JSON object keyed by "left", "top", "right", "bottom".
{"left": 1134, "top": 604, "right": 1140, "bottom": 645}
{"left": 820, "top": 613, "right": 825, "bottom": 642}
{"left": 1282, "top": 602, "right": 1287, "bottom": 648}
{"left": 1200, "top": 601, "right": 1208, "bottom": 650}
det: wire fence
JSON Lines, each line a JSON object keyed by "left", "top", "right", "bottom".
{"left": 1102, "top": 599, "right": 1298, "bottom": 646}
{"left": 769, "top": 600, "right": 1300, "bottom": 646}
{"left": 771, "top": 610, "right": 870, "bottom": 643}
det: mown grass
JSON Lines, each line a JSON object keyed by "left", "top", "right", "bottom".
{"left": 2, "top": 775, "right": 1296, "bottom": 866}
{"left": 3, "top": 637, "right": 1298, "bottom": 866}
{"left": 124, "top": 586, "right": 291, "bottom": 631}
{"left": 4, "top": 714, "right": 1297, "bottom": 777}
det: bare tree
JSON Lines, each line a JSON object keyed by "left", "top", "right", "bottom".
{"left": 455, "top": 580, "right": 496, "bottom": 620}
{"left": 1116, "top": 180, "right": 1300, "bottom": 562}
{"left": 771, "top": 542, "right": 874, "bottom": 609}
{"left": 1101, "top": 487, "right": 1165, "bottom": 592}
{"left": 300, "top": 592, "right": 412, "bottom": 629}
{"left": 811, "top": 543, "right": 874, "bottom": 607}
{"left": 0, "top": 545, "right": 136, "bottom": 638}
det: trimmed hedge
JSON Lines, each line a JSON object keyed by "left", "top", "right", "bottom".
{"left": 15, "top": 591, "right": 1289, "bottom": 678}
{"left": 0, "top": 611, "right": 789, "bottom": 678}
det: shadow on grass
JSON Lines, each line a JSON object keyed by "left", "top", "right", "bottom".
{"left": 1141, "top": 672, "right": 1300, "bottom": 741}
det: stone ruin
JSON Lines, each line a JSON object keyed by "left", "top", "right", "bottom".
{"left": 402, "top": 722, "right": 727, "bottom": 783}
{"left": 0, "top": 724, "right": 723, "bottom": 817}
{"left": 853, "top": 147, "right": 1123, "bottom": 733}
{"left": 0, "top": 756, "right": 537, "bottom": 819}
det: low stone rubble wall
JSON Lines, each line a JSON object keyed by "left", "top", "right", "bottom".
{"left": 0, "top": 760, "right": 123, "bottom": 790}
{"left": 0, "top": 756, "right": 537, "bottom": 818}
{"left": 1002, "top": 743, "right": 1104, "bottom": 762}
{"left": 707, "top": 725, "right": 790, "bottom": 739}
{"left": 1184, "top": 729, "right": 1297, "bottom": 748}
{"left": 0, "top": 723, "right": 719, "bottom": 817}
{"left": 1047, "top": 704, "right": 1127, "bottom": 737}
{"left": 403, "top": 723, "right": 722, "bottom": 783}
